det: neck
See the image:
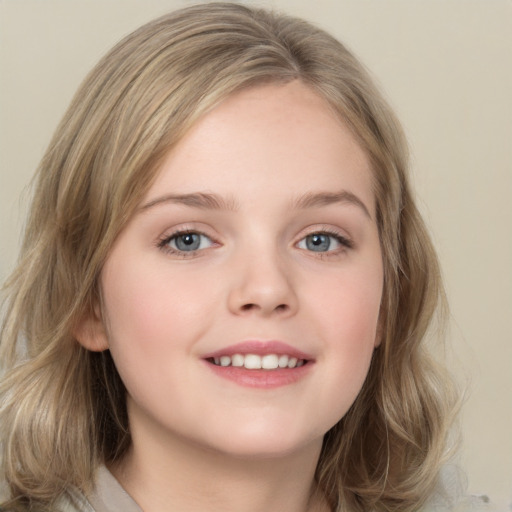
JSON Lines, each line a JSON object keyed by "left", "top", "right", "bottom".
{"left": 111, "top": 409, "right": 329, "bottom": 512}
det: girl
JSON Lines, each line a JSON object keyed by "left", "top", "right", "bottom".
{"left": 1, "top": 3, "right": 461, "bottom": 511}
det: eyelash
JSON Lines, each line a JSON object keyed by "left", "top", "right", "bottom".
{"left": 157, "top": 227, "right": 353, "bottom": 258}
{"left": 157, "top": 229, "right": 217, "bottom": 258}
{"left": 296, "top": 228, "right": 353, "bottom": 257}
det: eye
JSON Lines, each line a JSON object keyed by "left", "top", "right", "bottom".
{"left": 159, "top": 231, "right": 215, "bottom": 254}
{"left": 297, "top": 232, "right": 352, "bottom": 253}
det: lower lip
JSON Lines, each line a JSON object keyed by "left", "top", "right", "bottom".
{"left": 204, "top": 361, "right": 313, "bottom": 389}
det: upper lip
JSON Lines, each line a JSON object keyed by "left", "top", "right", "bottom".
{"left": 202, "top": 340, "right": 314, "bottom": 361}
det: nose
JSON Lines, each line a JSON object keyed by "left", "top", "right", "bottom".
{"left": 227, "top": 249, "right": 298, "bottom": 317}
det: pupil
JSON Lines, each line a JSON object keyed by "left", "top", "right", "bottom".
{"left": 175, "top": 233, "right": 200, "bottom": 251}
{"left": 182, "top": 234, "right": 195, "bottom": 245}
{"left": 307, "top": 234, "right": 330, "bottom": 252}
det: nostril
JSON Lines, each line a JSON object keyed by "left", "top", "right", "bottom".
{"left": 239, "top": 303, "right": 288, "bottom": 313}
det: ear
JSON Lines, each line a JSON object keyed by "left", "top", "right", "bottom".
{"left": 374, "top": 326, "right": 383, "bottom": 348}
{"left": 73, "top": 303, "right": 109, "bottom": 352}
{"left": 374, "top": 313, "right": 384, "bottom": 348}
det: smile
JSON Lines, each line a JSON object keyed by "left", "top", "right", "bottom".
{"left": 208, "top": 354, "right": 307, "bottom": 370}
{"left": 202, "top": 341, "right": 314, "bottom": 388}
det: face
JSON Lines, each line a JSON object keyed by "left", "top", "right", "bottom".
{"left": 86, "top": 81, "right": 383, "bottom": 460}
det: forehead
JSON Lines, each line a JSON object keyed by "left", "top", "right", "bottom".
{"left": 144, "top": 81, "right": 374, "bottom": 214}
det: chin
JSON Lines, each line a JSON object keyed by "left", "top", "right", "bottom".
{"left": 197, "top": 424, "right": 323, "bottom": 461}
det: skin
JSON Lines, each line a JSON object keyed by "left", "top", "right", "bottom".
{"left": 77, "top": 81, "right": 383, "bottom": 512}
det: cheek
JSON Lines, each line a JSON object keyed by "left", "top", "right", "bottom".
{"left": 98, "top": 257, "right": 209, "bottom": 408}
{"left": 315, "top": 263, "right": 383, "bottom": 339}
{"left": 308, "top": 264, "right": 382, "bottom": 406}
{"left": 100, "top": 254, "right": 211, "bottom": 359}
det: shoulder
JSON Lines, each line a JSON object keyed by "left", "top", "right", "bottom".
{"left": 423, "top": 464, "right": 499, "bottom": 512}
{"left": 423, "top": 495, "right": 497, "bottom": 512}
{"left": 1, "top": 465, "right": 139, "bottom": 512}
{"left": 51, "top": 487, "right": 96, "bottom": 512}
{"left": 0, "top": 489, "right": 94, "bottom": 512}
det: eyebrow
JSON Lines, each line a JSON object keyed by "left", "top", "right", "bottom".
{"left": 140, "top": 192, "right": 239, "bottom": 212}
{"left": 292, "top": 190, "right": 372, "bottom": 219}
{"left": 140, "top": 189, "right": 372, "bottom": 219}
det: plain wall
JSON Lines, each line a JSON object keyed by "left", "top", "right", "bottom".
{"left": 1, "top": 0, "right": 511, "bottom": 508}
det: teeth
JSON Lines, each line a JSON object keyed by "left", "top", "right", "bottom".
{"left": 219, "top": 356, "right": 231, "bottom": 367}
{"left": 210, "top": 354, "right": 306, "bottom": 370}
{"left": 244, "top": 354, "right": 262, "bottom": 369}
{"left": 231, "top": 354, "right": 244, "bottom": 367}
{"left": 278, "top": 355, "right": 289, "bottom": 368}
{"left": 261, "top": 354, "right": 279, "bottom": 369}
{"left": 287, "top": 357, "right": 298, "bottom": 368}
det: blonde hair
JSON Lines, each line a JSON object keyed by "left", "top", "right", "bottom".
{"left": 0, "top": 3, "right": 457, "bottom": 511}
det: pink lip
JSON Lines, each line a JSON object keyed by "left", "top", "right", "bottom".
{"left": 202, "top": 340, "right": 313, "bottom": 360}
{"left": 205, "top": 363, "right": 312, "bottom": 388}
{"left": 202, "top": 340, "right": 315, "bottom": 389}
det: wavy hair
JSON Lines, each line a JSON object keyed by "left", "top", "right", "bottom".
{"left": 0, "top": 3, "right": 457, "bottom": 511}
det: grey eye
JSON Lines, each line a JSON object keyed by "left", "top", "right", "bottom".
{"left": 297, "top": 232, "right": 348, "bottom": 253}
{"left": 174, "top": 233, "right": 201, "bottom": 251}
{"left": 167, "top": 232, "right": 213, "bottom": 252}
{"left": 304, "top": 233, "right": 332, "bottom": 252}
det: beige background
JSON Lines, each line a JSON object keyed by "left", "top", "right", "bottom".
{"left": 1, "top": 0, "right": 511, "bottom": 508}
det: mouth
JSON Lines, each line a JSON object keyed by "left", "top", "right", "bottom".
{"left": 202, "top": 341, "right": 314, "bottom": 388}
{"left": 206, "top": 353, "right": 308, "bottom": 370}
